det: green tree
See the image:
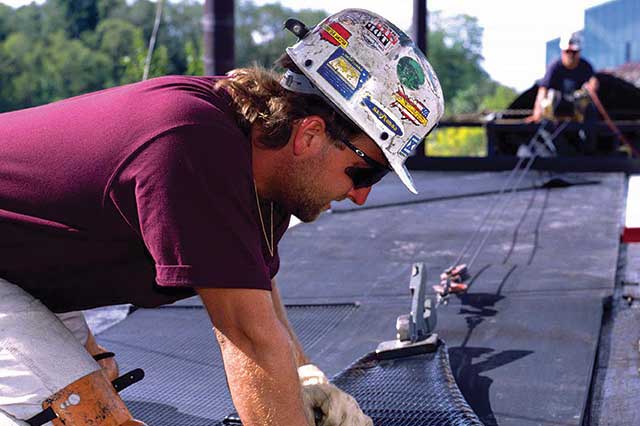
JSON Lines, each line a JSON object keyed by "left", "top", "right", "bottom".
{"left": 0, "top": 4, "right": 16, "bottom": 42}
{"left": 158, "top": 0, "right": 203, "bottom": 74}
{"left": 52, "top": 0, "right": 100, "bottom": 38}
{"left": 13, "top": 4, "right": 46, "bottom": 40}
{"left": 427, "top": 12, "right": 488, "bottom": 109}
{"left": 97, "top": 0, "right": 127, "bottom": 21}
{"left": 95, "top": 18, "right": 145, "bottom": 86}
{"left": 121, "top": 36, "right": 169, "bottom": 82}
{"left": 480, "top": 84, "right": 518, "bottom": 111}
{"left": 1, "top": 32, "right": 46, "bottom": 109}
{"left": 235, "top": 1, "right": 326, "bottom": 68}
{"left": 185, "top": 39, "right": 204, "bottom": 75}
{"left": 40, "top": 31, "right": 111, "bottom": 100}
{"left": 424, "top": 11, "right": 519, "bottom": 156}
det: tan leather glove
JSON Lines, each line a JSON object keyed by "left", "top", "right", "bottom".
{"left": 299, "top": 364, "right": 373, "bottom": 426}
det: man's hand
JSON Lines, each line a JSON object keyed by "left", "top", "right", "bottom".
{"left": 298, "top": 364, "right": 372, "bottom": 426}
{"left": 524, "top": 113, "right": 542, "bottom": 124}
{"left": 302, "top": 383, "right": 373, "bottom": 426}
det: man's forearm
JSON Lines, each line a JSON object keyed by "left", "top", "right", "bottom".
{"left": 215, "top": 316, "right": 310, "bottom": 426}
{"left": 270, "top": 279, "right": 310, "bottom": 366}
{"left": 532, "top": 86, "right": 548, "bottom": 118}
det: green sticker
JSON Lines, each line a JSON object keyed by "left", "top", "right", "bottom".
{"left": 397, "top": 56, "right": 425, "bottom": 91}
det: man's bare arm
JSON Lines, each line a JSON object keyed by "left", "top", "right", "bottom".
{"left": 270, "top": 278, "right": 310, "bottom": 367}
{"left": 197, "top": 287, "right": 310, "bottom": 426}
{"left": 526, "top": 86, "right": 548, "bottom": 123}
{"left": 584, "top": 76, "right": 599, "bottom": 92}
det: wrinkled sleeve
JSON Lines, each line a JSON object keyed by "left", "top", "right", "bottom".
{"left": 109, "top": 124, "right": 273, "bottom": 291}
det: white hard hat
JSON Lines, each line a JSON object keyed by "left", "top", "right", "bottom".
{"left": 281, "top": 9, "right": 445, "bottom": 194}
{"left": 559, "top": 31, "right": 582, "bottom": 51}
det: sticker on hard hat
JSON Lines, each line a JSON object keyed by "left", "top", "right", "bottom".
{"left": 391, "top": 87, "right": 430, "bottom": 126}
{"left": 400, "top": 134, "right": 422, "bottom": 157}
{"left": 320, "top": 22, "right": 351, "bottom": 48}
{"left": 397, "top": 56, "right": 425, "bottom": 91}
{"left": 361, "top": 95, "right": 403, "bottom": 136}
{"left": 317, "top": 47, "right": 370, "bottom": 100}
{"left": 363, "top": 19, "right": 399, "bottom": 52}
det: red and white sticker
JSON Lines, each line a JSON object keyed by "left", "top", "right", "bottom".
{"left": 320, "top": 22, "right": 351, "bottom": 48}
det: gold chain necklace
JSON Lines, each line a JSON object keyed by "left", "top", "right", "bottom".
{"left": 253, "top": 181, "right": 274, "bottom": 257}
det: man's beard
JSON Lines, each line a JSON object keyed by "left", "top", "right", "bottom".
{"left": 274, "top": 156, "right": 331, "bottom": 223}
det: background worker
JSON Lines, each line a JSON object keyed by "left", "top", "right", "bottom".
{"left": 0, "top": 8, "right": 444, "bottom": 426}
{"left": 526, "top": 31, "right": 599, "bottom": 153}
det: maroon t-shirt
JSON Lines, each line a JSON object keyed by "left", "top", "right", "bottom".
{"left": 0, "top": 76, "right": 289, "bottom": 312}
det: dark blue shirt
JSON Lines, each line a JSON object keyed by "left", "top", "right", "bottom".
{"left": 540, "top": 58, "right": 594, "bottom": 95}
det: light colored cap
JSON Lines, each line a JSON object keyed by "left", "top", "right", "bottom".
{"left": 559, "top": 31, "right": 582, "bottom": 51}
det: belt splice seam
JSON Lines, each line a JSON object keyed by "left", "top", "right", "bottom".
{"left": 331, "top": 340, "right": 482, "bottom": 426}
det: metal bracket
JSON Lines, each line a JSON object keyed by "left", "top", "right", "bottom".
{"left": 407, "top": 262, "right": 437, "bottom": 341}
{"left": 376, "top": 263, "right": 439, "bottom": 358}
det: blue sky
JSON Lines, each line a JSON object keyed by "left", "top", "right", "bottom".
{"left": 2, "top": 0, "right": 610, "bottom": 91}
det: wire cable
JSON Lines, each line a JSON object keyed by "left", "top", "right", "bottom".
{"left": 452, "top": 120, "right": 569, "bottom": 271}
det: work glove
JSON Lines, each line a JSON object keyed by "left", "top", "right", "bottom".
{"left": 298, "top": 363, "right": 329, "bottom": 386}
{"left": 299, "top": 364, "right": 373, "bottom": 426}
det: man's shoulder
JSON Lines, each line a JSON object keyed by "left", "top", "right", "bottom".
{"left": 547, "top": 59, "right": 563, "bottom": 72}
{"left": 578, "top": 58, "right": 595, "bottom": 71}
{"left": 130, "top": 76, "right": 243, "bottom": 141}
{"left": 543, "top": 59, "right": 564, "bottom": 78}
{"left": 137, "top": 75, "right": 233, "bottom": 116}
{"left": 540, "top": 59, "right": 563, "bottom": 86}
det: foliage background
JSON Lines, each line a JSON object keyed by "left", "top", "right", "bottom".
{"left": 0, "top": 0, "right": 518, "bottom": 155}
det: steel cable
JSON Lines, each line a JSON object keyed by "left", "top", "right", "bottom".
{"left": 453, "top": 120, "right": 569, "bottom": 271}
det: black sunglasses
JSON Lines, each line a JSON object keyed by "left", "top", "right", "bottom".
{"left": 339, "top": 139, "right": 392, "bottom": 189}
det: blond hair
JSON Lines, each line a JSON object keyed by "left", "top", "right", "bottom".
{"left": 216, "top": 58, "right": 362, "bottom": 149}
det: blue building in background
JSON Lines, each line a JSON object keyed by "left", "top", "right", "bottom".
{"left": 546, "top": 0, "right": 640, "bottom": 70}
{"left": 545, "top": 37, "right": 560, "bottom": 67}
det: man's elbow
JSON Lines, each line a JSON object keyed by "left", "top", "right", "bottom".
{"left": 214, "top": 311, "right": 291, "bottom": 357}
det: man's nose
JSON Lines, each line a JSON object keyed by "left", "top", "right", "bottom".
{"left": 347, "top": 186, "right": 372, "bottom": 205}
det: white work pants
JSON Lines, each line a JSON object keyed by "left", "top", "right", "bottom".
{"left": 0, "top": 278, "right": 100, "bottom": 425}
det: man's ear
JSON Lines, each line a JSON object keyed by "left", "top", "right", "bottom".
{"left": 292, "top": 116, "right": 327, "bottom": 157}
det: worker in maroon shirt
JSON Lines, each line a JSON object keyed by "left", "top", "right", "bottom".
{"left": 0, "top": 9, "right": 444, "bottom": 426}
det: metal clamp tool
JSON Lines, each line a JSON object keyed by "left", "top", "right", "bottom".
{"left": 376, "top": 263, "right": 439, "bottom": 358}
{"left": 434, "top": 264, "right": 470, "bottom": 305}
